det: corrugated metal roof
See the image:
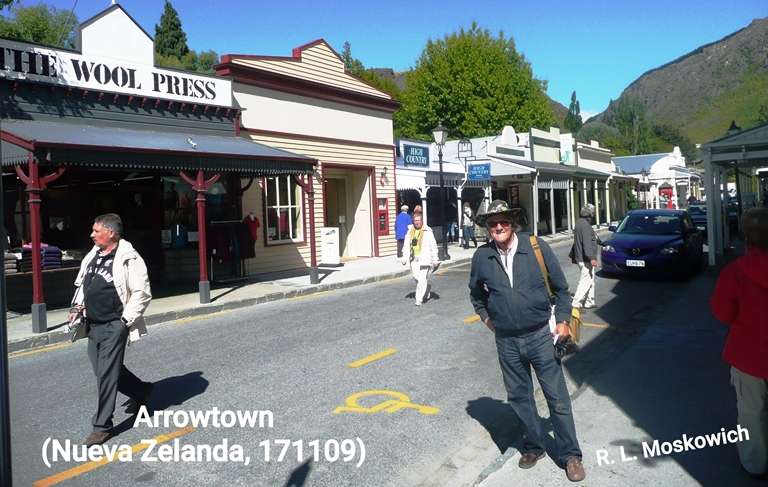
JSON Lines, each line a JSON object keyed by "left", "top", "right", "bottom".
{"left": 1, "top": 119, "right": 316, "bottom": 175}
{"left": 612, "top": 153, "right": 666, "bottom": 174}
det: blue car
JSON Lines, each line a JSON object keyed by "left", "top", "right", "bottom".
{"left": 601, "top": 209, "right": 704, "bottom": 277}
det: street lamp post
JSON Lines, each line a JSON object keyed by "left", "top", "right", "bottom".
{"left": 432, "top": 123, "right": 449, "bottom": 261}
{"left": 640, "top": 168, "right": 648, "bottom": 208}
{"left": 0, "top": 171, "right": 12, "bottom": 485}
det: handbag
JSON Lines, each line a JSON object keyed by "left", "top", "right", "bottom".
{"left": 529, "top": 236, "right": 582, "bottom": 350}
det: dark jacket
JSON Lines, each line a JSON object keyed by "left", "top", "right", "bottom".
{"left": 469, "top": 233, "right": 571, "bottom": 334}
{"left": 571, "top": 217, "right": 599, "bottom": 263}
{"left": 710, "top": 247, "right": 768, "bottom": 379}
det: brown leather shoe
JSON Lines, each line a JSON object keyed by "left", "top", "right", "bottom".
{"left": 84, "top": 430, "right": 111, "bottom": 446}
{"left": 565, "top": 457, "right": 586, "bottom": 482}
{"left": 518, "top": 451, "right": 545, "bottom": 469}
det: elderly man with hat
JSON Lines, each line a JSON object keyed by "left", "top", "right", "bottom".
{"left": 468, "top": 200, "right": 585, "bottom": 482}
{"left": 570, "top": 203, "right": 602, "bottom": 309}
{"left": 395, "top": 204, "right": 413, "bottom": 259}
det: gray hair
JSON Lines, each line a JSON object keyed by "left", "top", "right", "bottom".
{"left": 742, "top": 207, "right": 768, "bottom": 250}
{"left": 94, "top": 213, "right": 123, "bottom": 238}
{"left": 580, "top": 204, "right": 595, "bottom": 217}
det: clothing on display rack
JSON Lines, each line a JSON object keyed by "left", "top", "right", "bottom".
{"left": 243, "top": 213, "right": 260, "bottom": 242}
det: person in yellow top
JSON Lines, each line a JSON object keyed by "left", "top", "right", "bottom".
{"left": 401, "top": 213, "right": 440, "bottom": 306}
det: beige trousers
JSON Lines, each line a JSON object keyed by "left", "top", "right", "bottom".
{"left": 410, "top": 261, "right": 432, "bottom": 304}
{"left": 572, "top": 262, "right": 595, "bottom": 308}
{"left": 731, "top": 366, "right": 768, "bottom": 475}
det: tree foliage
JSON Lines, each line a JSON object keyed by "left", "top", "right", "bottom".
{"left": 0, "top": 4, "right": 77, "bottom": 48}
{"left": 563, "top": 90, "right": 583, "bottom": 133}
{"left": 756, "top": 103, "right": 768, "bottom": 125}
{"left": 154, "top": 1, "right": 189, "bottom": 59}
{"left": 339, "top": 41, "right": 400, "bottom": 99}
{"left": 395, "top": 23, "right": 554, "bottom": 141}
{"left": 652, "top": 123, "right": 698, "bottom": 163}
{"left": 602, "top": 97, "right": 652, "bottom": 154}
{"left": 1, "top": 0, "right": 17, "bottom": 11}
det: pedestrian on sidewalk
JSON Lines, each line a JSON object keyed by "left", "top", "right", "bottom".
{"left": 710, "top": 207, "right": 768, "bottom": 479}
{"left": 395, "top": 204, "right": 412, "bottom": 258}
{"left": 401, "top": 212, "right": 439, "bottom": 306}
{"left": 462, "top": 202, "right": 477, "bottom": 249}
{"left": 69, "top": 213, "right": 153, "bottom": 446}
{"left": 570, "top": 204, "right": 602, "bottom": 309}
{"left": 468, "top": 200, "right": 585, "bottom": 482}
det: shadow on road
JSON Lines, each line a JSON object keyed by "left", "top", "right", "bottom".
{"left": 465, "top": 397, "right": 523, "bottom": 454}
{"left": 283, "top": 459, "right": 311, "bottom": 486}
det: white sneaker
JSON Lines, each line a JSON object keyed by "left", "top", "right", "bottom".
{"left": 415, "top": 301, "right": 422, "bottom": 306}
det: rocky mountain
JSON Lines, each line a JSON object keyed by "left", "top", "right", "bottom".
{"left": 595, "top": 18, "right": 768, "bottom": 143}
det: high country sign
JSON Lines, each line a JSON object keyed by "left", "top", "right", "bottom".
{"left": 0, "top": 38, "right": 232, "bottom": 107}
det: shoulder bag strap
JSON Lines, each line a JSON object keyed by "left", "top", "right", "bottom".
{"left": 529, "top": 235, "right": 553, "bottom": 298}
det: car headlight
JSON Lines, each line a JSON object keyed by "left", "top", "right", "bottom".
{"left": 603, "top": 244, "right": 615, "bottom": 253}
{"left": 660, "top": 246, "right": 680, "bottom": 255}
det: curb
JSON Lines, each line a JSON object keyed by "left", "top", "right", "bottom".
{"left": 7, "top": 257, "right": 473, "bottom": 355}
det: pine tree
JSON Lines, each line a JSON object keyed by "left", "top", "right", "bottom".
{"left": 154, "top": 0, "right": 189, "bottom": 59}
{"left": 564, "top": 90, "right": 583, "bottom": 133}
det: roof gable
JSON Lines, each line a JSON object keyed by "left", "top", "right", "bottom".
{"left": 223, "top": 39, "right": 392, "bottom": 100}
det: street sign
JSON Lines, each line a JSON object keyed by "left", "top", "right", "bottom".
{"left": 402, "top": 145, "right": 430, "bottom": 167}
{"left": 467, "top": 163, "right": 491, "bottom": 181}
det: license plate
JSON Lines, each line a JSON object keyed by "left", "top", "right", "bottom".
{"left": 625, "top": 259, "right": 645, "bottom": 267}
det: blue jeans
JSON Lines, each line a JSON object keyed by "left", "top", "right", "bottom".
{"left": 495, "top": 325, "right": 582, "bottom": 465}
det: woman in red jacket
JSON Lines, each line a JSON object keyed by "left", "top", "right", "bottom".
{"left": 710, "top": 207, "right": 768, "bottom": 478}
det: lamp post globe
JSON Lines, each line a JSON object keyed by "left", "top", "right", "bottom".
{"left": 432, "top": 122, "right": 450, "bottom": 261}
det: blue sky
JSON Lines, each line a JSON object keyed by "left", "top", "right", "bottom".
{"left": 11, "top": 0, "right": 768, "bottom": 116}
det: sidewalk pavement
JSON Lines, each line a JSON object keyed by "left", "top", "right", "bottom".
{"left": 5, "top": 230, "right": 588, "bottom": 354}
{"left": 474, "top": 249, "right": 760, "bottom": 486}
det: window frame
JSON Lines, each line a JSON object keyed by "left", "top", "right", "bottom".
{"left": 262, "top": 175, "right": 306, "bottom": 246}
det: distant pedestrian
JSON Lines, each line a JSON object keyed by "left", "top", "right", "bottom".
{"left": 69, "top": 213, "right": 153, "bottom": 446}
{"left": 468, "top": 200, "right": 585, "bottom": 482}
{"left": 395, "top": 205, "right": 412, "bottom": 258}
{"left": 570, "top": 204, "right": 602, "bottom": 309}
{"left": 710, "top": 207, "right": 768, "bottom": 479}
{"left": 401, "top": 213, "right": 439, "bottom": 306}
{"left": 462, "top": 202, "right": 477, "bottom": 249}
{"left": 413, "top": 204, "right": 423, "bottom": 215}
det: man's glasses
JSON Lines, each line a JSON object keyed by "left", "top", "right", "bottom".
{"left": 487, "top": 220, "right": 512, "bottom": 228}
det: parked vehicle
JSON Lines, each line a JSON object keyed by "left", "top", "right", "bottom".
{"left": 687, "top": 204, "right": 707, "bottom": 235}
{"left": 601, "top": 209, "right": 704, "bottom": 277}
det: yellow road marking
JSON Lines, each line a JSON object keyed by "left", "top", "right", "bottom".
{"left": 9, "top": 342, "right": 72, "bottom": 359}
{"left": 32, "top": 426, "right": 196, "bottom": 487}
{"left": 583, "top": 322, "right": 609, "bottom": 329}
{"left": 347, "top": 348, "right": 398, "bottom": 368}
{"left": 334, "top": 389, "right": 440, "bottom": 415}
{"left": 289, "top": 290, "right": 333, "bottom": 302}
{"left": 174, "top": 310, "right": 230, "bottom": 325}
{"left": 463, "top": 315, "right": 480, "bottom": 324}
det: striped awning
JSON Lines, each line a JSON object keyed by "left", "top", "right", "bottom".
{"left": 1, "top": 119, "right": 316, "bottom": 175}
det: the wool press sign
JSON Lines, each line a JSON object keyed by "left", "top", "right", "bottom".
{"left": 0, "top": 38, "right": 232, "bottom": 107}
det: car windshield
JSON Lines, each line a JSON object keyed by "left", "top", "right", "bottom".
{"left": 688, "top": 205, "right": 706, "bottom": 215}
{"left": 616, "top": 214, "right": 682, "bottom": 235}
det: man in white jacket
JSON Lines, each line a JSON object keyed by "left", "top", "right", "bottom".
{"left": 69, "top": 213, "right": 153, "bottom": 446}
{"left": 401, "top": 213, "right": 440, "bottom": 306}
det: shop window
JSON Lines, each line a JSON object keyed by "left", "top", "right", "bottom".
{"left": 264, "top": 176, "right": 303, "bottom": 244}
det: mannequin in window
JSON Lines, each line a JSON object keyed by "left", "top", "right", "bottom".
{"left": 243, "top": 212, "right": 260, "bottom": 241}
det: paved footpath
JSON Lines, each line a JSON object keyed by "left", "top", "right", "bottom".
{"left": 473, "top": 263, "right": 764, "bottom": 487}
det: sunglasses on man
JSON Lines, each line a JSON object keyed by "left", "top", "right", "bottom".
{"left": 487, "top": 220, "right": 512, "bottom": 228}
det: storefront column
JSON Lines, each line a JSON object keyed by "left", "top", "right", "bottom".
{"left": 566, "top": 179, "right": 573, "bottom": 231}
{"left": 593, "top": 180, "right": 600, "bottom": 226}
{"left": 420, "top": 187, "right": 429, "bottom": 226}
{"left": 672, "top": 178, "right": 679, "bottom": 209}
{"left": 704, "top": 153, "right": 717, "bottom": 266}
{"left": 293, "top": 174, "right": 319, "bottom": 284}
{"left": 14, "top": 154, "right": 65, "bottom": 333}
{"left": 582, "top": 181, "right": 588, "bottom": 214}
{"left": 549, "top": 183, "right": 556, "bottom": 237}
{"left": 531, "top": 173, "right": 539, "bottom": 236}
{"left": 179, "top": 169, "right": 220, "bottom": 304}
{"left": 605, "top": 179, "right": 611, "bottom": 224}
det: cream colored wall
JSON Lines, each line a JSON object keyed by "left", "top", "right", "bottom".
{"left": 232, "top": 43, "right": 392, "bottom": 100}
{"left": 534, "top": 146, "right": 560, "bottom": 164}
{"left": 578, "top": 158, "right": 613, "bottom": 173}
{"left": 243, "top": 133, "right": 396, "bottom": 267}
{"left": 80, "top": 8, "right": 153, "bottom": 64}
{"left": 234, "top": 83, "right": 393, "bottom": 146}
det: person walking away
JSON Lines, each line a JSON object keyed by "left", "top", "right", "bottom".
{"left": 401, "top": 212, "right": 439, "bottom": 306}
{"left": 570, "top": 204, "right": 601, "bottom": 309}
{"left": 468, "top": 200, "right": 585, "bottom": 482}
{"left": 710, "top": 208, "right": 768, "bottom": 479}
{"left": 69, "top": 213, "right": 153, "bottom": 446}
{"left": 395, "top": 205, "right": 412, "bottom": 258}
{"left": 462, "top": 202, "right": 477, "bottom": 249}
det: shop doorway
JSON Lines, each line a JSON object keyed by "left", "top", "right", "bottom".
{"left": 323, "top": 167, "right": 373, "bottom": 258}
